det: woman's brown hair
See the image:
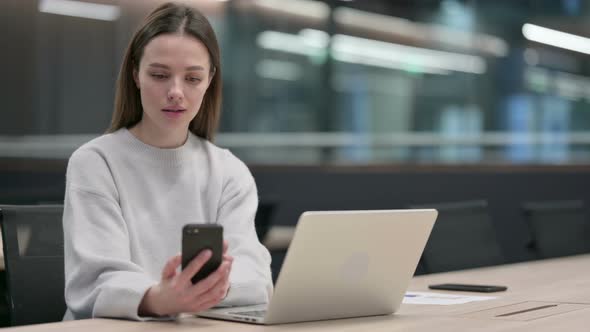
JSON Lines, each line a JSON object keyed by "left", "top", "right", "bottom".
{"left": 108, "top": 2, "right": 221, "bottom": 141}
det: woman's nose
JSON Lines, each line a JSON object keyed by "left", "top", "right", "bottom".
{"left": 167, "top": 80, "right": 183, "bottom": 102}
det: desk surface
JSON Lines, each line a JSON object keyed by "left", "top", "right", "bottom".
{"left": 6, "top": 254, "right": 590, "bottom": 331}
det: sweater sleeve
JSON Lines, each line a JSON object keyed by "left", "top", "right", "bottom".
{"left": 216, "top": 150, "right": 273, "bottom": 307}
{"left": 63, "top": 149, "right": 157, "bottom": 320}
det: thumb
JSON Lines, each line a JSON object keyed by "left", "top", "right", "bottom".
{"left": 162, "top": 254, "right": 182, "bottom": 280}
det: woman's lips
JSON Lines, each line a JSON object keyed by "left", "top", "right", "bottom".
{"left": 162, "top": 108, "right": 186, "bottom": 118}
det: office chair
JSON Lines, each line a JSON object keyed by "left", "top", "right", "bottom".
{"left": 0, "top": 271, "right": 7, "bottom": 327}
{"left": 0, "top": 205, "right": 66, "bottom": 326}
{"left": 254, "top": 200, "right": 287, "bottom": 283}
{"left": 254, "top": 200, "right": 278, "bottom": 243}
{"left": 522, "top": 200, "right": 590, "bottom": 259}
{"left": 411, "top": 200, "right": 505, "bottom": 273}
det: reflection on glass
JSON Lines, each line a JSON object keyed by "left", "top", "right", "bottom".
{"left": 2, "top": 0, "right": 590, "bottom": 165}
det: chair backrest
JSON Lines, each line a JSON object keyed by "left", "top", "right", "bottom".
{"left": 522, "top": 200, "right": 590, "bottom": 259}
{"left": 411, "top": 200, "right": 505, "bottom": 273}
{"left": 0, "top": 205, "right": 65, "bottom": 326}
{"left": 254, "top": 200, "right": 277, "bottom": 243}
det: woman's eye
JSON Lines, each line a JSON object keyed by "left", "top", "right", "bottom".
{"left": 186, "top": 76, "right": 202, "bottom": 83}
{"left": 150, "top": 73, "right": 168, "bottom": 80}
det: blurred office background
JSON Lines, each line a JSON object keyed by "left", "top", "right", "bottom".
{"left": 2, "top": 0, "right": 590, "bottom": 165}
{"left": 2, "top": 0, "right": 590, "bottom": 326}
{"left": 1, "top": 0, "right": 590, "bottom": 277}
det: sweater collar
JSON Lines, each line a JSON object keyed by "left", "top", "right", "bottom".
{"left": 118, "top": 128, "right": 198, "bottom": 166}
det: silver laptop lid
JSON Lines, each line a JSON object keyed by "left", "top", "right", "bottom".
{"left": 264, "top": 209, "right": 437, "bottom": 324}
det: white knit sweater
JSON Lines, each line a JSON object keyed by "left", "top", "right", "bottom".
{"left": 62, "top": 128, "right": 272, "bottom": 320}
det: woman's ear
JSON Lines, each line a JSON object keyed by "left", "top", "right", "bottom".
{"left": 208, "top": 66, "right": 216, "bottom": 85}
{"left": 133, "top": 68, "right": 140, "bottom": 90}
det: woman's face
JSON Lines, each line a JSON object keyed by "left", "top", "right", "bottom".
{"left": 134, "top": 33, "right": 212, "bottom": 135}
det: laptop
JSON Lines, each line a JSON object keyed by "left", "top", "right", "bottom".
{"left": 198, "top": 209, "right": 437, "bottom": 325}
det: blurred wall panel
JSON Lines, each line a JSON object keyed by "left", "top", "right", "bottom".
{"left": 1, "top": 0, "right": 37, "bottom": 135}
{"left": 35, "top": 1, "right": 117, "bottom": 134}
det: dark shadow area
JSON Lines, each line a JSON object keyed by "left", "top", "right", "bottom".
{"left": 0, "top": 205, "right": 66, "bottom": 326}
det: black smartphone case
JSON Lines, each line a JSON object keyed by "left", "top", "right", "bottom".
{"left": 428, "top": 283, "right": 507, "bottom": 293}
{"left": 181, "top": 224, "right": 223, "bottom": 284}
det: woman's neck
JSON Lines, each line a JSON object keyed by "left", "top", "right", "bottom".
{"left": 129, "top": 121, "right": 189, "bottom": 149}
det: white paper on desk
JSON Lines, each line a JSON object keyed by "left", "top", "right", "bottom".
{"left": 403, "top": 291, "right": 496, "bottom": 305}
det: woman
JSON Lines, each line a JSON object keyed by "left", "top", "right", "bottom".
{"left": 63, "top": 2, "right": 272, "bottom": 320}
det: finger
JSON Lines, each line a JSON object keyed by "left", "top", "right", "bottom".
{"left": 188, "top": 260, "right": 231, "bottom": 298}
{"left": 209, "top": 272, "right": 231, "bottom": 302}
{"left": 162, "top": 254, "right": 182, "bottom": 280}
{"left": 189, "top": 297, "right": 222, "bottom": 314}
{"left": 178, "top": 249, "right": 212, "bottom": 285}
{"left": 223, "top": 253, "right": 234, "bottom": 263}
{"left": 223, "top": 240, "right": 229, "bottom": 255}
{"left": 200, "top": 298, "right": 221, "bottom": 311}
{"left": 189, "top": 273, "right": 230, "bottom": 311}
{"left": 225, "top": 256, "right": 233, "bottom": 273}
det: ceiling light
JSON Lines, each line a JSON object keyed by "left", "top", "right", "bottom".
{"left": 254, "top": 0, "right": 329, "bottom": 20}
{"left": 257, "top": 29, "right": 486, "bottom": 74}
{"left": 523, "top": 23, "right": 590, "bottom": 55}
{"left": 39, "top": 0, "right": 121, "bottom": 21}
{"left": 335, "top": 7, "right": 507, "bottom": 57}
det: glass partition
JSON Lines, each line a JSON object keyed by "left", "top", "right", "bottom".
{"left": 2, "top": 0, "right": 590, "bottom": 164}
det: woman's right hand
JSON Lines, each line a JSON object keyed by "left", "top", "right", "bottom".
{"left": 139, "top": 241, "right": 233, "bottom": 317}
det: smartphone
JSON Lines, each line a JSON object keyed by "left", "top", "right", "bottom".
{"left": 428, "top": 283, "right": 507, "bottom": 293}
{"left": 181, "top": 224, "right": 223, "bottom": 284}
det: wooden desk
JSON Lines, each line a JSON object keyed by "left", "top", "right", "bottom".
{"left": 5, "top": 254, "right": 590, "bottom": 331}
